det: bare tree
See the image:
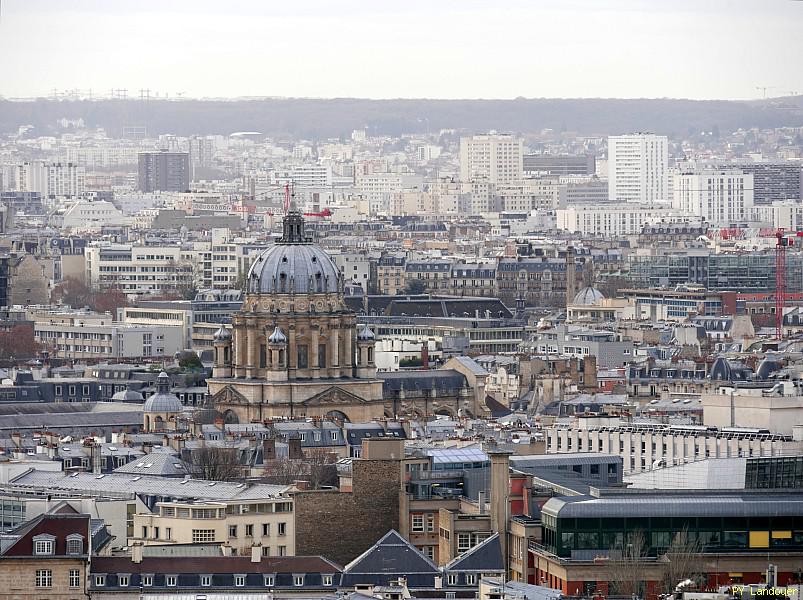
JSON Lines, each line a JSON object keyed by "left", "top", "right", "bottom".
{"left": 659, "top": 527, "right": 702, "bottom": 595}
{"left": 182, "top": 443, "right": 244, "bottom": 481}
{"left": 262, "top": 447, "right": 338, "bottom": 489}
{"left": 607, "top": 529, "right": 648, "bottom": 597}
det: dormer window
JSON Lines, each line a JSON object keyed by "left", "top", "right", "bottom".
{"left": 33, "top": 534, "right": 56, "bottom": 555}
{"left": 66, "top": 534, "right": 84, "bottom": 555}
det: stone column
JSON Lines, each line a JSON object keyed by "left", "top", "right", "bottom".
{"left": 245, "top": 320, "right": 255, "bottom": 379}
{"left": 235, "top": 323, "right": 247, "bottom": 378}
{"left": 330, "top": 324, "right": 340, "bottom": 376}
{"left": 344, "top": 326, "right": 354, "bottom": 373}
{"left": 310, "top": 324, "right": 320, "bottom": 379}
{"left": 288, "top": 325, "right": 297, "bottom": 380}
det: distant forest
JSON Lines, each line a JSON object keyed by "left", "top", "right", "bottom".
{"left": 2, "top": 96, "right": 802, "bottom": 140}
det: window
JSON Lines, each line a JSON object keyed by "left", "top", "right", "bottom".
{"left": 234, "top": 575, "right": 246, "bottom": 587}
{"left": 457, "top": 532, "right": 472, "bottom": 553}
{"left": 33, "top": 536, "right": 55, "bottom": 555}
{"left": 330, "top": 431, "right": 338, "bottom": 441}
{"left": 264, "top": 575, "right": 275, "bottom": 586}
{"left": 278, "top": 522, "right": 286, "bottom": 536}
{"left": 262, "top": 523, "right": 270, "bottom": 536}
{"left": 192, "top": 529, "right": 216, "bottom": 543}
{"left": 142, "top": 575, "right": 153, "bottom": 587}
{"left": 36, "top": 570, "right": 52, "bottom": 588}
{"left": 166, "top": 575, "right": 177, "bottom": 587}
{"left": 466, "top": 574, "right": 477, "bottom": 585}
{"left": 447, "top": 574, "right": 458, "bottom": 586}
{"left": 426, "top": 514, "right": 435, "bottom": 532}
{"left": 262, "top": 546, "right": 271, "bottom": 556}
{"left": 69, "top": 569, "right": 81, "bottom": 588}
{"left": 119, "top": 575, "right": 129, "bottom": 587}
{"left": 95, "top": 574, "right": 106, "bottom": 587}
{"left": 165, "top": 527, "right": 172, "bottom": 540}
{"left": 323, "top": 575, "right": 334, "bottom": 586}
{"left": 229, "top": 525, "right": 238, "bottom": 538}
{"left": 245, "top": 524, "right": 254, "bottom": 537}
{"left": 294, "top": 575, "right": 305, "bottom": 586}
{"left": 201, "top": 575, "right": 212, "bottom": 587}
{"left": 278, "top": 545, "right": 287, "bottom": 556}
{"left": 412, "top": 514, "right": 424, "bottom": 532}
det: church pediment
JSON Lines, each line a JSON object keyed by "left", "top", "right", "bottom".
{"left": 212, "top": 385, "right": 250, "bottom": 406}
{"left": 299, "top": 386, "right": 369, "bottom": 407}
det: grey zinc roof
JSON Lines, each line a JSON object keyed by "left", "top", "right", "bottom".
{"left": 113, "top": 452, "right": 187, "bottom": 477}
{"left": 7, "top": 470, "right": 289, "bottom": 501}
{"left": 451, "top": 356, "right": 489, "bottom": 376}
{"left": 444, "top": 533, "right": 504, "bottom": 573}
{"left": 247, "top": 243, "right": 341, "bottom": 294}
{"left": 541, "top": 493, "right": 803, "bottom": 519}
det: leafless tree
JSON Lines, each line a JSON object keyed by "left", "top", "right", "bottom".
{"left": 262, "top": 447, "right": 338, "bottom": 489}
{"left": 607, "top": 529, "right": 648, "bottom": 597}
{"left": 182, "top": 443, "right": 244, "bottom": 481}
{"left": 659, "top": 527, "right": 703, "bottom": 595}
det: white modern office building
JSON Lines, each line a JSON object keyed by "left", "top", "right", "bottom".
{"left": 673, "top": 169, "right": 754, "bottom": 225}
{"left": 608, "top": 133, "right": 668, "bottom": 203}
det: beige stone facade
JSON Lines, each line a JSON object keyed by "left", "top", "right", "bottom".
{"left": 0, "top": 557, "right": 87, "bottom": 600}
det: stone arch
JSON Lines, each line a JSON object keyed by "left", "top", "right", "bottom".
{"left": 223, "top": 409, "right": 240, "bottom": 425}
{"left": 154, "top": 416, "right": 164, "bottom": 431}
{"left": 325, "top": 409, "right": 350, "bottom": 425}
{"left": 433, "top": 405, "right": 457, "bottom": 419}
{"left": 144, "top": 415, "right": 150, "bottom": 431}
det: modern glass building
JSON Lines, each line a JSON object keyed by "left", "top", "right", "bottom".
{"left": 540, "top": 492, "right": 803, "bottom": 559}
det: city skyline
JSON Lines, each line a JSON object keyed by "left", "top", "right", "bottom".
{"left": 1, "top": 0, "right": 802, "bottom": 101}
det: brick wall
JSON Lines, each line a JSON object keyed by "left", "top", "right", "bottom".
{"left": 294, "top": 458, "right": 401, "bottom": 565}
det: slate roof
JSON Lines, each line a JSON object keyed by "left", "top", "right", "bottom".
{"left": 444, "top": 533, "right": 504, "bottom": 573}
{"left": 380, "top": 370, "right": 467, "bottom": 396}
{"left": 341, "top": 530, "right": 439, "bottom": 589}
{"left": 113, "top": 452, "right": 187, "bottom": 477}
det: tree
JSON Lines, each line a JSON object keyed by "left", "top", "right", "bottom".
{"left": 404, "top": 279, "right": 428, "bottom": 295}
{"left": 91, "top": 287, "right": 128, "bottom": 314}
{"left": 177, "top": 350, "right": 203, "bottom": 372}
{"left": 0, "top": 324, "right": 42, "bottom": 360}
{"left": 262, "top": 447, "right": 338, "bottom": 489}
{"left": 182, "top": 443, "right": 244, "bottom": 481}
{"left": 52, "top": 277, "right": 92, "bottom": 308}
{"left": 607, "top": 529, "right": 648, "bottom": 597}
{"left": 659, "top": 527, "right": 702, "bottom": 595}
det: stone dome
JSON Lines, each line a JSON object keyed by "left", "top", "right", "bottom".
{"left": 143, "top": 372, "right": 183, "bottom": 413}
{"left": 247, "top": 211, "right": 341, "bottom": 295}
{"left": 268, "top": 325, "right": 288, "bottom": 344}
{"left": 357, "top": 324, "right": 375, "bottom": 341}
{"left": 112, "top": 388, "right": 144, "bottom": 402}
{"left": 573, "top": 286, "right": 605, "bottom": 306}
{"left": 213, "top": 325, "right": 232, "bottom": 341}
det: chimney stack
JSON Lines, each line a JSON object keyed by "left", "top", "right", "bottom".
{"left": 288, "top": 436, "right": 303, "bottom": 459}
{"left": 131, "top": 541, "right": 144, "bottom": 564}
{"left": 421, "top": 341, "right": 429, "bottom": 370}
{"left": 251, "top": 543, "right": 262, "bottom": 563}
{"left": 262, "top": 437, "right": 276, "bottom": 462}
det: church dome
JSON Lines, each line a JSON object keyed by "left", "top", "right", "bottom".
{"left": 112, "top": 387, "right": 144, "bottom": 402}
{"left": 247, "top": 211, "right": 341, "bottom": 295}
{"left": 143, "top": 372, "right": 183, "bottom": 413}
{"left": 573, "top": 286, "right": 605, "bottom": 306}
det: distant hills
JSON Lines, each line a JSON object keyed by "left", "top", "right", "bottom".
{"left": 1, "top": 96, "right": 802, "bottom": 140}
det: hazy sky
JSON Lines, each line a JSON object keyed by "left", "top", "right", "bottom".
{"left": 1, "top": 0, "right": 802, "bottom": 100}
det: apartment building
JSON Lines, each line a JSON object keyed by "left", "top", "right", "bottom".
{"left": 85, "top": 244, "right": 194, "bottom": 296}
{"left": 138, "top": 151, "right": 190, "bottom": 192}
{"left": 545, "top": 419, "right": 802, "bottom": 474}
{"left": 132, "top": 497, "right": 295, "bottom": 557}
{"left": 557, "top": 203, "right": 679, "bottom": 236}
{"left": 673, "top": 169, "right": 754, "bottom": 225}
{"left": 608, "top": 133, "right": 668, "bottom": 203}
{"left": 459, "top": 134, "right": 523, "bottom": 184}
{"left": 377, "top": 254, "right": 406, "bottom": 295}
{"left": 14, "top": 161, "right": 85, "bottom": 198}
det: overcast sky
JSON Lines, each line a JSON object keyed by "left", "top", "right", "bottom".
{"left": 1, "top": 0, "right": 802, "bottom": 100}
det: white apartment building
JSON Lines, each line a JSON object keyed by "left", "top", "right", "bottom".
{"left": 355, "top": 172, "right": 423, "bottom": 215}
{"left": 331, "top": 251, "right": 373, "bottom": 291}
{"left": 751, "top": 201, "right": 803, "bottom": 230}
{"left": 85, "top": 244, "right": 195, "bottom": 296}
{"left": 34, "top": 318, "right": 183, "bottom": 360}
{"left": 673, "top": 170, "right": 755, "bottom": 225}
{"left": 556, "top": 204, "right": 680, "bottom": 236}
{"left": 14, "top": 161, "right": 86, "bottom": 198}
{"left": 702, "top": 382, "right": 803, "bottom": 437}
{"left": 546, "top": 420, "right": 802, "bottom": 474}
{"left": 290, "top": 164, "right": 333, "bottom": 188}
{"left": 459, "top": 134, "right": 523, "bottom": 184}
{"left": 608, "top": 133, "right": 668, "bottom": 203}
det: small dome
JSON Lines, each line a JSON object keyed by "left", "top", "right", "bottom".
{"left": 112, "top": 388, "right": 144, "bottom": 402}
{"left": 573, "top": 286, "right": 605, "bottom": 306}
{"left": 213, "top": 326, "right": 232, "bottom": 341}
{"left": 268, "top": 326, "right": 288, "bottom": 344}
{"left": 357, "top": 325, "right": 375, "bottom": 341}
{"left": 143, "top": 372, "right": 183, "bottom": 413}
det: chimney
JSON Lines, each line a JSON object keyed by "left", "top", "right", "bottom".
{"left": 262, "top": 437, "right": 276, "bottom": 462}
{"left": 293, "top": 480, "right": 310, "bottom": 490}
{"left": 131, "top": 541, "right": 144, "bottom": 564}
{"left": 488, "top": 449, "right": 512, "bottom": 561}
{"left": 251, "top": 543, "right": 262, "bottom": 563}
{"left": 421, "top": 341, "right": 429, "bottom": 370}
{"left": 221, "top": 542, "right": 233, "bottom": 556}
{"left": 288, "top": 436, "right": 303, "bottom": 459}
{"left": 91, "top": 442, "right": 102, "bottom": 475}
{"left": 11, "top": 431, "right": 21, "bottom": 448}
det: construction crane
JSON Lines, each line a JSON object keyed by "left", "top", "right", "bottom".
{"left": 756, "top": 86, "right": 777, "bottom": 99}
